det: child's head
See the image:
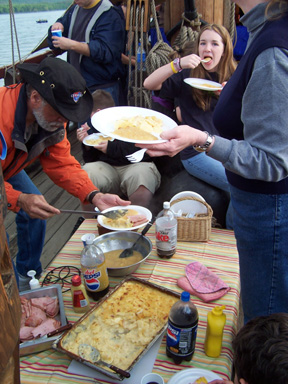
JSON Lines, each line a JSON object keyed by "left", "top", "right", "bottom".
{"left": 91, "top": 89, "right": 115, "bottom": 115}
{"left": 193, "top": 23, "right": 237, "bottom": 83}
{"left": 233, "top": 313, "right": 288, "bottom": 384}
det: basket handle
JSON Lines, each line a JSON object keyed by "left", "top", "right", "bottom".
{"left": 170, "top": 196, "right": 213, "bottom": 216}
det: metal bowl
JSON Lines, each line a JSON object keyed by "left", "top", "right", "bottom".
{"left": 93, "top": 231, "right": 152, "bottom": 277}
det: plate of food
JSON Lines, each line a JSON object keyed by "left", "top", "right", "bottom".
{"left": 97, "top": 205, "right": 152, "bottom": 231}
{"left": 83, "top": 133, "right": 114, "bottom": 146}
{"left": 91, "top": 106, "right": 178, "bottom": 144}
{"left": 184, "top": 78, "right": 223, "bottom": 91}
{"left": 167, "top": 368, "right": 222, "bottom": 384}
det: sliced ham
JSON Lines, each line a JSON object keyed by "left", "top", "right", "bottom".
{"left": 25, "top": 306, "right": 47, "bottom": 327}
{"left": 20, "top": 326, "right": 34, "bottom": 342}
{"left": 32, "top": 318, "right": 61, "bottom": 339}
{"left": 30, "top": 296, "right": 59, "bottom": 315}
{"left": 128, "top": 214, "right": 148, "bottom": 226}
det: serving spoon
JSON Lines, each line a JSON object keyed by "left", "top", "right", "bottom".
{"left": 60, "top": 209, "right": 127, "bottom": 220}
{"left": 118, "top": 216, "right": 155, "bottom": 258}
{"left": 78, "top": 343, "right": 130, "bottom": 378}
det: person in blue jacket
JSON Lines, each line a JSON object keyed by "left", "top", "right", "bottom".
{"left": 48, "top": 0, "right": 126, "bottom": 105}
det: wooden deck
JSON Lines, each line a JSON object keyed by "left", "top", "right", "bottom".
{"left": 4, "top": 126, "right": 84, "bottom": 270}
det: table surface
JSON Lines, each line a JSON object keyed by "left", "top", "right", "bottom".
{"left": 20, "top": 219, "right": 240, "bottom": 384}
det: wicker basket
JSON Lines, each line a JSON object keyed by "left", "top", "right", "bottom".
{"left": 170, "top": 196, "right": 213, "bottom": 242}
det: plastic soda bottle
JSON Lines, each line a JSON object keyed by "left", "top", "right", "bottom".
{"left": 71, "top": 275, "right": 90, "bottom": 313}
{"left": 204, "top": 305, "right": 226, "bottom": 357}
{"left": 166, "top": 291, "right": 198, "bottom": 364}
{"left": 80, "top": 235, "right": 109, "bottom": 300}
{"left": 155, "top": 201, "right": 177, "bottom": 258}
{"left": 137, "top": 41, "right": 146, "bottom": 71}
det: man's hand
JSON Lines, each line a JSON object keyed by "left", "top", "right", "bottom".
{"left": 91, "top": 193, "right": 131, "bottom": 211}
{"left": 17, "top": 193, "right": 60, "bottom": 219}
{"left": 136, "top": 125, "right": 206, "bottom": 157}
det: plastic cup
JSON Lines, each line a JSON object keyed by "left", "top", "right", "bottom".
{"left": 141, "top": 373, "right": 164, "bottom": 384}
{"left": 52, "top": 29, "right": 62, "bottom": 37}
{"left": 81, "top": 233, "right": 96, "bottom": 247}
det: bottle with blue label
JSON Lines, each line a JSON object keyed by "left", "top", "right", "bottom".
{"left": 166, "top": 291, "right": 198, "bottom": 364}
{"left": 137, "top": 41, "right": 146, "bottom": 71}
{"left": 80, "top": 235, "right": 109, "bottom": 300}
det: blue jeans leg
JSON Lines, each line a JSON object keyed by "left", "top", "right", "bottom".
{"left": 182, "top": 154, "right": 233, "bottom": 229}
{"left": 230, "top": 185, "right": 288, "bottom": 323}
{"left": 8, "top": 170, "right": 46, "bottom": 277}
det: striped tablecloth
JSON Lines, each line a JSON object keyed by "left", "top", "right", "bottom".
{"left": 20, "top": 219, "right": 240, "bottom": 384}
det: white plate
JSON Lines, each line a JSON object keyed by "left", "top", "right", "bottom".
{"left": 83, "top": 133, "right": 114, "bottom": 147}
{"left": 170, "top": 191, "right": 207, "bottom": 216}
{"left": 91, "top": 106, "right": 178, "bottom": 144}
{"left": 184, "top": 78, "right": 222, "bottom": 91}
{"left": 167, "top": 368, "right": 222, "bottom": 384}
{"left": 97, "top": 205, "right": 152, "bottom": 231}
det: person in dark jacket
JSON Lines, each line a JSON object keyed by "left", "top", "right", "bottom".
{"left": 77, "top": 89, "right": 161, "bottom": 210}
{"left": 48, "top": 0, "right": 126, "bottom": 105}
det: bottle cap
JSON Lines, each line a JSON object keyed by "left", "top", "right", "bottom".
{"left": 71, "top": 275, "right": 82, "bottom": 286}
{"left": 85, "top": 234, "right": 95, "bottom": 245}
{"left": 212, "top": 305, "right": 226, "bottom": 315}
{"left": 163, "top": 201, "right": 170, "bottom": 209}
{"left": 27, "top": 270, "right": 41, "bottom": 290}
{"left": 181, "top": 291, "right": 190, "bottom": 302}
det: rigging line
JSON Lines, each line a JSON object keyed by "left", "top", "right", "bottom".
{"left": 9, "top": 0, "right": 21, "bottom": 82}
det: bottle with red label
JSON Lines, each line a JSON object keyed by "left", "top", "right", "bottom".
{"left": 155, "top": 201, "right": 177, "bottom": 258}
{"left": 71, "top": 275, "right": 90, "bottom": 313}
{"left": 166, "top": 291, "right": 198, "bottom": 364}
{"left": 80, "top": 234, "right": 109, "bottom": 301}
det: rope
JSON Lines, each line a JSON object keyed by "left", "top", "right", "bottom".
{"left": 145, "top": 0, "right": 174, "bottom": 76}
{"left": 172, "top": 12, "right": 201, "bottom": 51}
{"left": 8, "top": 0, "right": 21, "bottom": 83}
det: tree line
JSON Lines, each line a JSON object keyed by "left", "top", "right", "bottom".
{"left": 0, "top": 1, "right": 71, "bottom": 14}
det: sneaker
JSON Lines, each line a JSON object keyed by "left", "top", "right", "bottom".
{"left": 18, "top": 274, "right": 31, "bottom": 292}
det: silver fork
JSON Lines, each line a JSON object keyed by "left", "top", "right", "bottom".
{"left": 126, "top": 148, "right": 147, "bottom": 163}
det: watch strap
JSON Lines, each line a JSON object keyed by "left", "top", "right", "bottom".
{"left": 193, "top": 131, "right": 214, "bottom": 152}
{"left": 88, "top": 190, "right": 100, "bottom": 204}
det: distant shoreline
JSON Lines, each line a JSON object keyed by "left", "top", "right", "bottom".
{"left": 0, "top": 2, "right": 71, "bottom": 14}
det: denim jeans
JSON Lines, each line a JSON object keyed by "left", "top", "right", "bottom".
{"left": 182, "top": 153, "right": 233, "bottom": 229}
{"left": 230, "top": 185, "right": 288, "bottom": 323}
{"left": 90, "top": 81, "right": 120, "bottom": 106}
{"left": 8, "top": 170, "right": 46, "bottom": 277}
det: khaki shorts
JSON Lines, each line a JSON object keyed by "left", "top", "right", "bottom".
{"left": 83, "top": 161, "right": 161, "bottom": 198}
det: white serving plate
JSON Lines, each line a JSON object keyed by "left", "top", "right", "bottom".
{"left": 184, "top": 78, "right": 222, "bottom": 91}
{"left": 167, "top": 368, "right": 222, "bottom": 384}
{"left": 91, "top": 106, "right": 178, "bottom": 144}
{"left": 97, "top": 205, "right": 152, "bottom": 231}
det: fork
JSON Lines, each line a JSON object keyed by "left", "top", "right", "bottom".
{"left": 126, "top": 148, "right": 147, "bottom": 163}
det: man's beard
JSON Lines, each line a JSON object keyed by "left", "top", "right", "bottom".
{"left": 32, "top": 101, "right": 63, "bottom": 132}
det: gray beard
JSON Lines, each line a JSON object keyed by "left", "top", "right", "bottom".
{"left": 32, "top": 102, "right": 63, "bottom": 132}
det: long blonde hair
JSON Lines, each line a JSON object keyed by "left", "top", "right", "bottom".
{"left": 190, "top": 24, "right": 237, "bottom": 111}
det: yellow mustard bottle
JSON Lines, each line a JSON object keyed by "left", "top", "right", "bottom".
{"left": 71, "top": 275, "right": 90, "bottom": 313}
{"left": 204, "top": 305, "right": 226, "bottom": 357}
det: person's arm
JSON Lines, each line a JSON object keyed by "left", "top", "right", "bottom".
{"left": 209, "top": 47, "right": 288, "bottom": 182}
{"left": 144, "top": 53, "right": 202, "bottom": 91}
{"left": 51, "top": 36, "right": 90, "bottom": 56}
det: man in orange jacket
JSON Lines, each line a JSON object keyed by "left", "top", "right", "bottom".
{"left": 0, "top": 57, "right": 129, "bottom": 291}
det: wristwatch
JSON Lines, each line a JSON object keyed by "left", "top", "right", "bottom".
{"left": 193, "top": 131, "right": 214, "bottom": 152}
{"left": 88, "top": 190, "right": 100, "bottom": 204}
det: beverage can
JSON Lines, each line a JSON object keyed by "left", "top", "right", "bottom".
{"left": 156, "top": 201, "right": 177, "bottom": 258}
{"left": 166, "top": 291, "right": 198, "bottom": 364}
{"left": 52, "top": 29, "right": 62, "bottom": 37}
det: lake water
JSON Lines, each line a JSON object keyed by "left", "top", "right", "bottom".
{"left": 0, "top": 9, "right": 67, "bottom": 86}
